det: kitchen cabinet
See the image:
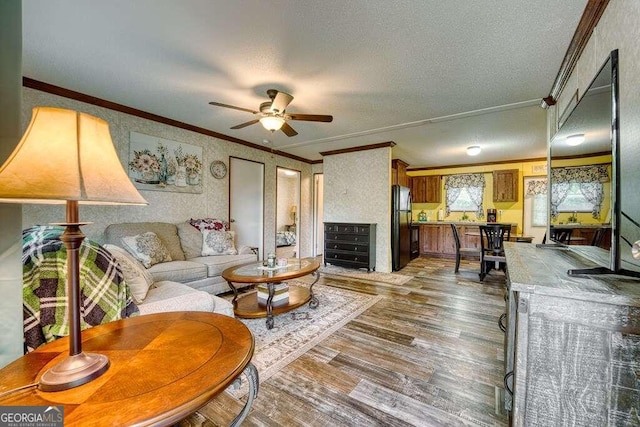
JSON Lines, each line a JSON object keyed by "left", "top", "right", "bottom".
{"left": 411, "top": 175, "right": 441, "bottom": 203}
{"left": 391, "top": 159, "right": 410, "bottom": 188}
{"left": 493, "top": 169, "right": 518, "bottom": 202}
{"left": 418, "top": 222, "right": 516, "bottom": 257}
{"left": 504, "top": 243, "right": 640, "bottom": 425}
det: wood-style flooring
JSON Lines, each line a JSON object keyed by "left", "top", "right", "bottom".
{"left": 195, "top": 256, "right": 509, "bottom": 426}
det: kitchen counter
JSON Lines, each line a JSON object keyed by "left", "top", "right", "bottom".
{"left": 416, "top": 222, "right": 518, "bottom": 257}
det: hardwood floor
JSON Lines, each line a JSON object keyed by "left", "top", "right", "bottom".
{"left": 201, "top": 256, "right": 509, "bottom": 426}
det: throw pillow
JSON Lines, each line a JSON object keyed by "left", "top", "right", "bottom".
{"left": 104, "top": 244, "right": 154, "bottom": 304}
{"left": 201, "top": 229, "right": 238, "bottom": 256}
{"left": 189, "top": 218, "right": 230, "bottom": 231}
{"left": 121, "top": 231, "right": 172, "bottom": 268}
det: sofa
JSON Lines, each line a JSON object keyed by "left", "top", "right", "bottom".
{"left": 104, "top": 221, "right": 257, "bottom": 295}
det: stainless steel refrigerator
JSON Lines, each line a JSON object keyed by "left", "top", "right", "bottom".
{"left": 392, "top": 185, "right": 412, "bottom": 271}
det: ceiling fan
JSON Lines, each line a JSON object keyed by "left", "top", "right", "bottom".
{"left": 209, "top": 89, "right": 333, "bottom": 137}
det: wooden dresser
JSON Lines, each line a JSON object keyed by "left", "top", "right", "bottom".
{"left": 324, "top": 222, "right": 376, "bottom": 271}
{"left": 503, "top": 243, "right": 640, "bottom": 426}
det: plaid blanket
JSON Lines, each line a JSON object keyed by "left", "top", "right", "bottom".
{"left": 23, "top": 225, "right": 138, "bottom": 352}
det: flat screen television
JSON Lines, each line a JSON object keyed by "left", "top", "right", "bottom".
{"left": 546, "top": 49, "right": 639, "bottom": 277}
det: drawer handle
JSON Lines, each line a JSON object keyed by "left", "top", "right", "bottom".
{"left": 334, "top": 245, "right": 338, "bottom": 249}
{"left": 354, "top": 247, "right": 358, "bottom": 251}
{"left": 504, "top": 371, "right": 513, "bottom": 396}
{"left": 498, "top": 313, "right": 507, "bottom": 333}
{"left": 354, "top": 257, "right": 359, "bottom": 261}
{"left": 355, "top": 237, "right": 359, "bottom": 241}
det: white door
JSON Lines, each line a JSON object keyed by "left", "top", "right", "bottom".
{"left": 230, "top": 157, "right": 264, "bottom": 259}
{"left": 313, "top": 173, "right": 324, "bottom": 256}
{"left": 523, "top": 176, "right": 547, "bottom": 244}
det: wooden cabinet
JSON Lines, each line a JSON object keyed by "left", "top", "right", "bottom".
{"left": 493, "top": 169, "right": 518, "bottom": 202}
{"left": 324, "top": 223, "right": 376, "bottom": 271}
{"left": 504, "top": 244, "right": 640, "bottom": 425}
{"left": 411, "top": 175, "right": 441, "bottom": 203}
{"left": 419, "top": 223, "right": 516, "bottom": 257}
{"left": 391, "top": 159, "right": 410, "bottom": 188}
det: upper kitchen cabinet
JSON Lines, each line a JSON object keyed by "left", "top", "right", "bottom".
{"left": 391, "top": 159, "right": 410, "bottom": 187}
{"left": 493, "top": 169, "right": 518, "bottom": 202}
{"left": 411, "top": 175, "right": 441, "bottom": 203}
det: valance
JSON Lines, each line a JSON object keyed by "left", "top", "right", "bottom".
{"left": 526, "top": 179, "right": 547, "bottom": 196}
{"left": 550, "top": 164, "right": 610, "bottom": 184}
{"left": 444, "top": 173, "right": 485, "bottom": 189}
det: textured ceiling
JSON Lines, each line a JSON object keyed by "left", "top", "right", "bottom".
{"left": 22, "top": 0, "right": 587, "bottom": 167}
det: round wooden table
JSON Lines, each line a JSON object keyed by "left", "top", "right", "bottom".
{"left": 0, "top": 312, "right": 256, "bottom": 426}
{"left": 222, "top": 257, "right": 321, "bottom": 329}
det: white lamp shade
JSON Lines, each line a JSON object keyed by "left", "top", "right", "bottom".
{"left": 0, "top": 107, "right": 147, "bottom": 205}
{"left": 466, "top": 145, "right": 481, "bottom": 156}
{"left": 260, "top": 116, "right": 285, "bottom": 132}
{"left": 566, "top": 134, "right": 585, "bottom": 146}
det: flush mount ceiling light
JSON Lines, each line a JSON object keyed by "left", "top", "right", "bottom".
{"left": 566, "top": 134, "right": 585, "bottom": 146}
{"left": 466, "top": 145, "right": 481, "bottom": 156}
{"left": 259, "top": 116, "right": 285, "bottom": 132}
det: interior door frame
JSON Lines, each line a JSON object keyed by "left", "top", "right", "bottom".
{"left": 313, "top": 173, "right": 324, "bottom": 257}
{"left": 276, "top": 166, "right": 301, "bottom": 258}
{"left": 229, "top": 156, "right": 265, "bottom": 259}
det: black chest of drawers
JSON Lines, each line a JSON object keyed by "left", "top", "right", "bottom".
{"left": 324, "top": 222, "right": 376, "bottom": 271}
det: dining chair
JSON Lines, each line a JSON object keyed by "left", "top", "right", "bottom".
{"left": 541, "top": 226, "right": 573, "bottom": 245}
{"left": 590, "top": 228, "right": 607, "bottom": 247}
{"left": 450, "top": 224, "right": 481, "bottom": 273}
{"left": 479, "top": 224, "right": 511, "bottom": 281}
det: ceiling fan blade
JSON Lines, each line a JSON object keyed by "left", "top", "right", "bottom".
{"left": 209, "top": 101, "right": 259, "bottom": 114}
{"left": 281, "top": 122, "right": 298, "bottom": 137}
{"left": 269, "top": 91, "right": 294, "bottom": 114}
{"left": 287, "top": 113, "right": 333, "bottom": 123}
{"left": 230, "top": 119, "right": 260, "bottom": 129}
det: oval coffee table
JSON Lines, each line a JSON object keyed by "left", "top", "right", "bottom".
{"left": 222, "top": 257, "right": 321, "bottom": 329}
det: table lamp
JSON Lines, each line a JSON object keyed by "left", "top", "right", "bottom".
{"left": 0, "top": 107, "right": 147, "bottom": 391}
{"left": 290, "top": 205, "right": 297, "bottom": 226}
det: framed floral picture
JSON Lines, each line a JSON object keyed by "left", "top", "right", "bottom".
{"left": 128, "top": 132, "right": 203, "bottom": 194}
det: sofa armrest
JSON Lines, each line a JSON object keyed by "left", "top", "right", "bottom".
{"left": 238, "top": 245, "right": 255, "bottom": 256}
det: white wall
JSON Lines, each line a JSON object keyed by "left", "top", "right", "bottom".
{"left": 551, "top": 0, "right": 640, "bottom": 270}
{"left": 323, "top": 147, "right": 391, "bottom": 272}
{"left": 21, "top": 88, "right": 315, "bottom": 257}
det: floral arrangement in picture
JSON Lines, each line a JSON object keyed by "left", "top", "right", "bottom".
{"left": 128, "top": 132, "right": 203, "bottom": 194}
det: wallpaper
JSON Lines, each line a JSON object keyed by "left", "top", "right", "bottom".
{"left": 323, "top": 147, "right": 392, "bottom": 272}
{"left": 21, "top": 88, "right": 313, "bottom": 257}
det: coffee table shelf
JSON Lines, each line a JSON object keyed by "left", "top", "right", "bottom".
{"left": 222, "top": 258, "right": 321, "bottom": 329}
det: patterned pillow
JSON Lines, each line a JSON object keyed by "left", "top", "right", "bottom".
{"left": 201, "top": 230, "right": 238, "bottom": 256}
{"left": 121, "top": 232, "right": 172, "bottom": 268}
{"left": 189, "top": 218, "right": 230, "bottom": 231}
{"left": 104, "top": 244, "right": 154, "bottom": 304}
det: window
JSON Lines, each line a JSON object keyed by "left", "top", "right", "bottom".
{"left": 531, "top": 193, "right": 547, "bottom": 227}
{"left": 449, "top": 188, "right": 479, "bottom": 212}
{"left": 556, "top": 182, "right": 595, "bottom": 212}
{"left": 445, "top": 173, "right": 485, "bottom": 217}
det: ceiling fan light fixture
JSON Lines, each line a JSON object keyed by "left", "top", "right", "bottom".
{"left": 260, "top": 116, "right": 285, "bottom": 132}
{"left": 566, "top": 134, "right": 585, "bottom": 146}
{"left": 466, "top": 145, "right": 481, "bottom": 156}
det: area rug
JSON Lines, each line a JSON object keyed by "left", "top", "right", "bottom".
{"left": 236, "top": 279, "right": 382, "bottom": 388}
{"left": 320, "top": 264, "right": 413, "bottom": 286}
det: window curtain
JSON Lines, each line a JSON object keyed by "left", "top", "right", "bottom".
{"left": 550, "top": 165, "right": 609, "bottom": 219}
{"left": 525, "top": 179, "right": 547, "bottom": 196}
{"left": 445, "top": 173, "right": 485, "bottom": 217}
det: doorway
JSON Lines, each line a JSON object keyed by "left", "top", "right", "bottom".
{"left": 276, "top": 167, "right": 300, "bottom": 259}
{"left": 230, "top": 157, "right": 264, "bottom": 259}
{"left": 523, "top": 176, "right": 547, "bottom": 244}
{"left": 313, "top": 173, "right": 324, "bottom": 257}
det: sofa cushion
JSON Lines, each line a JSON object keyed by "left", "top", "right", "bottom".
{"left": 188, "top": 218, "right": 230, "bottom": 231}
{"left": 190, "top": 253, "right": 256, "bottom": 277}
{"left": 147, "top": 260, "right": 207, "bottom": 283}
{"left": 176, "top": 221, "right": 203, "bottom": 259}
{"left": 201, "top": 230, "right": 238, "bottom": 256}
{"left": 104, "top": 244, "right": 154, "bottom": 304}
{"left": 137, "top": 281, "right": 234, "bottom": 317}
{"left": 121, "top": 231, "right": 172, "bottom": 268}
{"left": 105, "top": 222, "right": 186, "bottom": 261}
